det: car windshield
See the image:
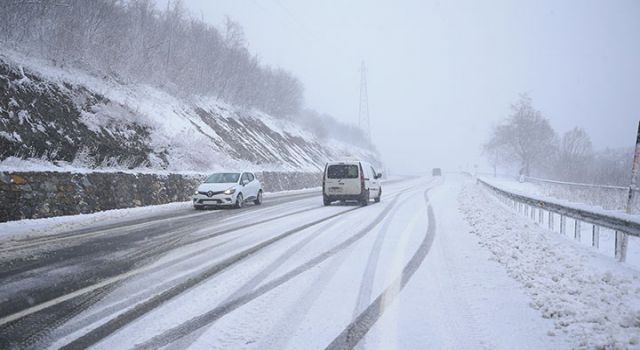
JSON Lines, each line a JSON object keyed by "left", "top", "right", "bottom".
{"left": 327, "top": 164, "right": 359, "bottom": 179}
{"left": 205, "top": 173, "right": 240, "bottom": 183}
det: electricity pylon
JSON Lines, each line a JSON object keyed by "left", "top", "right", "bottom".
{"left": 358, "top": 61, "right": 371, "bottom": 143}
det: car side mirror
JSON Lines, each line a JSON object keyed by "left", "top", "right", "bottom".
{"left": 241, "top": 180, "right": 249, "bottom": 186}
{"left": 375, "top": 173, "right": 382, "bottom": 179}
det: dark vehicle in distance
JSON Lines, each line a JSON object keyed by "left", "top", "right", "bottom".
{"left": 432, "top": 168, "right": 442, "bottom": 176}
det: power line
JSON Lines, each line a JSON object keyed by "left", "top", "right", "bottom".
{"left": 358, "top": 61, "right": 371, "bottom": 143}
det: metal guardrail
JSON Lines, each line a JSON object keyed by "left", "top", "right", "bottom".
{"left": 477, "top": 178, "right": 639, "bottom": 262}
{"left": 524, "top": 176, "right": 628, "bottom": 190}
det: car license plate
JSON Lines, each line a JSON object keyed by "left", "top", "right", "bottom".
{"left": 329, "top": 186, "right": 343, "bottom": 193}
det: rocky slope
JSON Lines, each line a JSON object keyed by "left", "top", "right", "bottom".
{"left": 0, "top": 51, "right": 378, "bottom": 174}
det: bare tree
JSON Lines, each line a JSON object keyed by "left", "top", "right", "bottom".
{"left": 560, "top": 127, "right": 593, "bottom": 159}
{"left": 484, "top": 94, "right": 557, "bottom": 176}
{"left": 553, "top": 127, "right": 594, "bottom": 181}
{"left": 482, "top": 139, "right": 511, "bottom": 177}
{"left": 0, "top": 0, "right": 305, "bottom": 119}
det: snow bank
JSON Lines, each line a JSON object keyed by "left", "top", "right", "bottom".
{"left": 459, "top": 182, "right": 640, "bottom": 349}
{"left": 0, "top": 200, "right": 193, "bottom": 241}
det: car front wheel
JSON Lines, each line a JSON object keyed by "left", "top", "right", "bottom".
{"left": 375, "top": 189, "right": 381, "bottom": 203}
{"left": 235, "top": 193, "right": 244, "bottom": 209}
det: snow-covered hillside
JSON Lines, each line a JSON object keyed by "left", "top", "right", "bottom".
{"left": 0, "top": 51, "right": 378, "bottom": 174}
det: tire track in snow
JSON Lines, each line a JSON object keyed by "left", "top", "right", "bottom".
{"left": 324, "top": 187, "right": 436, "bottom": 350}
{"left": 349, "top": 192, "right": 416, "bottom": 350}
{"left": 58, "top": 207, "right": 362, "bottom": 350}
{"left": 3, "top": 201, "right": 325, "bottom": 349}
{"left": 262, "top": 231, "right": 360, "bottom": 350}
{"left": 256, "top": 187, "right": 420, "bottom": 350}
{"left": 0, "top": 191, "right": 319, "bottom": 255}
{"left": 41, "top": 235, "right": 244, "bottom": 348}
{"left": 351, "top": 179, "right": 434, "bottom": 326}
{"left": 0, "top": 202, "right": 324, "bottom": 328}
{"left": 0, "top": 285, "right": 117, "bottom": 350}
{"left": 167, "top": 219, "right": 344, "bottom": 350}
{"left": 1, "top": 231, "right": 190, "bottom": 349}
{"left": 133, "top": 192, "right": 405, "bottom": 350}
{"left": 351, "top": 194, "right": 411, "bottom": 317}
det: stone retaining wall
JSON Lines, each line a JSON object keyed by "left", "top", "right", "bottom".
{"left": 0, "top": 171, "right": 321, "bottom": 222}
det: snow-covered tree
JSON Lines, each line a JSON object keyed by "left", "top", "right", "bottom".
{"left": 0, "top": 0, "right": 305, "bottom": 119}
{"left": 552, "top": 127, "right": 594, "bottom": 182}
{"left": 484, "top": 94, "right": 557, "bottom": 176}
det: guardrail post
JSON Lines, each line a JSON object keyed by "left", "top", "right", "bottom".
{"left": 574, "top": 220, "right": 581, "bottom": 241}
{"left": 531, "top": 207, "right": 535, "bottom": 220}
{"left": 548, "top": 211, "right": 554, "bottom": 230}
{"left": 538, "top": 209, "right": 544, "bottom": 224}
{"left": 592, "top": 225, "right": 599, "bottom": 248}
{"left": 615, "top": 231, "right": 628, "bottom": 262}
{"left": 618, "top": 121, "right": 639, "bottom": 262}
{"left": 560, "top": 215, "right": 566, "bottom": 234}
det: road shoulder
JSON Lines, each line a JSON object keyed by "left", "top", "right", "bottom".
{"left": 364, "top": 176, "right": 570, "bottom": 349}
{"left": 461, "top": 177, "right": 640, "bottom": 349}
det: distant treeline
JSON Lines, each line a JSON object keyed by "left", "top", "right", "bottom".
{"left": 0, "top": 0, "right": 370, "bottom": 147}
{"left": 484, "top": 94, "right": 633, "bottom": 186}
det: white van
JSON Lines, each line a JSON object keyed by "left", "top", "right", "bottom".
{"left": 322, "top": 160, "right": 382, "bottom": 206}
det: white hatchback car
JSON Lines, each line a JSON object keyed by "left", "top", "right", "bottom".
{"left": 193, "top": 172, "right": 263, "bottom": 209}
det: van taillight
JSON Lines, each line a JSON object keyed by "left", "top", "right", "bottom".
{"left": 323, "top": 164, "right": 327, "bottom": 191}
{"left": 359, "top": 163, "right": 365, "bottom": 191}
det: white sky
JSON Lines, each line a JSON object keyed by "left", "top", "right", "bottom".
{"left": 165, "top": 0, "right": 640, "bottom": 174}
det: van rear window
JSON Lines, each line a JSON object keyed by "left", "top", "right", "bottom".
{"left": 327, "top": 164, "right": 359, "bottom": 179}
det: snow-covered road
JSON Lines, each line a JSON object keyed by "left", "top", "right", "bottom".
{"left": 1, "top": 175, "right": 638, "bottom": 349}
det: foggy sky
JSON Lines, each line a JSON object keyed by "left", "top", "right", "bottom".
{"left": 167, "top": 0, "right": 640, "bottom": 174}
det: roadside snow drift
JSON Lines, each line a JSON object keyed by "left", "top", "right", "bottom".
{"left": 460, "top": 182, "right": 640, "bottom": 349}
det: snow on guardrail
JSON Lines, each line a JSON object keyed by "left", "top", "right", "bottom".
{"left": 523, "top": 176, "right": 638, "bottom": 212}
{"left": 524, "top": 176, "right": 628, "bottom": 190}
{"left": 477, "top": 177, "right": 640, "bottom": 262}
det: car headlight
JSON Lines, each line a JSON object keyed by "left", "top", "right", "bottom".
{"left": 194, "top": 190, "right": 199, "bottom": 195}
{"left": 224, "top": 188, "right": 236, "bottom": 195}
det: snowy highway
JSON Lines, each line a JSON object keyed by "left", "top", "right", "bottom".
{"left": 1, "top": 175, "right": 639, "bottom": 349}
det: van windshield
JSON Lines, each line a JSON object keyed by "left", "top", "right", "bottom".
{"left": 205, "top": 173, "right": 240, "bottom": 183}
{"left": 327, "top": 164, "right": 359, "bottom": 179}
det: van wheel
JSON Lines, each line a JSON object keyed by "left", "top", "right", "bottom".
{"left": 360, "top": 190, "right": 369, "bottom": 206}
{"left": 235, "top": 193, "right": 244, "bottom": 209}
{"left": 323, "top": 196, "right": 331, "bottom": 206}
{"left": 254, "top": 190, "right": 263, "bottom": 205}
{"left": 375, "top": 189, "right": 381, "bottom": 203}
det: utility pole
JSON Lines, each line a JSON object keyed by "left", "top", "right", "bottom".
{"left": 358, "top": 61, "right": 371, "bottom": 143}
{"left": 619, "top": 121, "right": 640, "bottom": 261}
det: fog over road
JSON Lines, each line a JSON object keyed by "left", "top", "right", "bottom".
{"left": 0, "top": 176, "right": 567, "bottom": 349}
